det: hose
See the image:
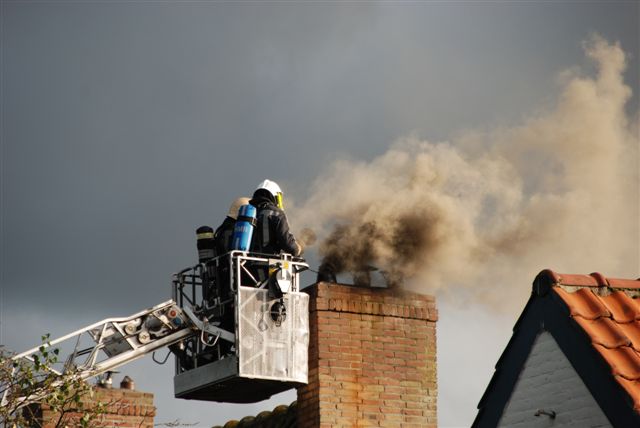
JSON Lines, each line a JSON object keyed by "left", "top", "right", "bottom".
{"left": 152, "top": 349, "right": 172, "bottom": 365}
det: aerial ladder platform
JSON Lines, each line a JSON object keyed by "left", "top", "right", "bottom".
{"left": 3, "top": 251, "right": 310, "bottom": 408}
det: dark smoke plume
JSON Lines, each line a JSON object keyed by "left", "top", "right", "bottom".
{"left": 291, "top": 36, "right": 639, "bottom": 305}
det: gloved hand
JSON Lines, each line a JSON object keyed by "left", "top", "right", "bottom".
{"left": 298, "top": 228, "right": 317, "bottom": 248}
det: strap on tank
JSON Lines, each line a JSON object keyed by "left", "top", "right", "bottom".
{"left": 237, "top": 215, "right": 257, "bottom": 226}
{"left": 260, "top": 210, "right": 275, "bottom": 248}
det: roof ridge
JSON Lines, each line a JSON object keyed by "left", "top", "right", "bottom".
{"left": 534, "top": 269, "right": 640, "bottom": 296}
{"left": 213, "top": 400, "right": 298, "bottom": 428}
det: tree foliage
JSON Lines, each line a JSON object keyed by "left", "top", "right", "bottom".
{"left": 0, "top": 335, "right": 105, "bottom": 427}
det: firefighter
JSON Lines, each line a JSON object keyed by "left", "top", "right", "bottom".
{"left": 211, "top": 196, "right": 250, "bottom": 301}
{"left": 213, "top": 196, "right": 251, "bottom": 257}
{"left": 249, "top": 179, "right": 302, "bottom": 258}
{"left": 249, "top": 180, "right": 302, "bottom": 299}
{"left": 205, "top": 197, "right": 250, "bottom": 358}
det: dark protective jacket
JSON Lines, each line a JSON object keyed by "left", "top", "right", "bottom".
{"left": 249, "top": 189, "right": 301, "bottom": 256}
{"left": 210, "top": 216, "right": 235, "bottom": 304}
{"left": 213, "top": 216, "right": 235, "bottom": 257}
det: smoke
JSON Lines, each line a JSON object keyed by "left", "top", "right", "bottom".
{"left": 292, "top": 36, "right": 639, "bottom": 306}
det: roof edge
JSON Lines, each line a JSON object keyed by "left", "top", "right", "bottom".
{"left": 533, "top": 269, "right": 561, "bottom": 296}
{"left": 533, "top": 269, "right": 640, "bottom": 294}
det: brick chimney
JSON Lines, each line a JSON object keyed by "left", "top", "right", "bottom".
{"left": 26, "top": 376, "right": 155, "bottom": 427}
{"left": 297, "top": 282, "right": 438, "bottom": 427}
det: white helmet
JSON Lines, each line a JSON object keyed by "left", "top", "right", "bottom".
{"left": 256, "top": 179, "right": 284, "bottom": 209}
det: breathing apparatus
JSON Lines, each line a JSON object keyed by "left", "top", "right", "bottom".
{"left": 232, "top": 204, "right": 257, "bottom": 251}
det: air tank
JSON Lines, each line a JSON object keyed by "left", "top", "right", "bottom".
{"left": 231, "top": 204, "right": 257, "bottom": 251}
{"left": 196, "top": 226, "right": 215, "bottom": 263}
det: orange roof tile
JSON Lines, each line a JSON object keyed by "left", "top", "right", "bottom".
{"left": 213, "top": 401, "right": 298, "bottom": 428}
{"left": 549, "top": 271, "right": 640, "bottom": 415}
{"left": 618, "top": 322, "right": 640, "bottom": 352}
{"left": 557, "top": 272, "right": 603, "bottom": 287}
{"left": 554, "top": 287, "right": 611, "bottom": 319}
{"left": 609, "top": 278, "right": 640, "bottom": 289}
{"left": 573, "top": 317, "right": 630, "bottom": 349}
{"left": 617, "top": 378, "right": 640, "bottom": 410}
{"left": 599, "top": 291, "right": 640, "bottom": 323}
{"left": 593, "top": 345, "right": 640, "bottom": 380}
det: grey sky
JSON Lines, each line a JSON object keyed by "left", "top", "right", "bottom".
{"left": 2, "top": 1, "right": 638, "bottom": 426}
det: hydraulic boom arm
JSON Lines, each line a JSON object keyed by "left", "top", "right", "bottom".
{"left": 2, "top": 300, "right": 204, "bottom": 408}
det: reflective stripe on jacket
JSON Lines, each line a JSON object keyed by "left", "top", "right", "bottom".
{"left": 250, "top": 202, "right": 300, "bottom": 256}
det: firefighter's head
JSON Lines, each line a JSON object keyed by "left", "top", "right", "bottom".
{"left": 227, "top": 197, "right": 251, "bottom": 219}
{"left": 255, "top": 179, "right": 284, "bottom": 209}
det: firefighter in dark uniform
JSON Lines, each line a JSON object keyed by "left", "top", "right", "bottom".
{"left": 213, "top": 197, "right": 250, "bottom": 262}
{"left": 249, "top": 180, "right": 302, "bottom": 260}
{"left": 250, "top": 180, "right": 302, "bottom": 315}
{"left": 212, "top": 197, "right": 250, "bottom": 338}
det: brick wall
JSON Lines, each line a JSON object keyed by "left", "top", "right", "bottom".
{"left": 28, "top": 381, "right": 155, "bottom": 428}
{"left": 297, "top": 282, "right": 438, "bottom": 428}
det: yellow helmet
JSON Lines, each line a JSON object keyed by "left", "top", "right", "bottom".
{"left": 227, "top": 197, "right": 251, "bottom": 219}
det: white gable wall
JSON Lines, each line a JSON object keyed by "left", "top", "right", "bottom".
{"left": 497, "top": 331, "right": 612, "bottom": 428}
